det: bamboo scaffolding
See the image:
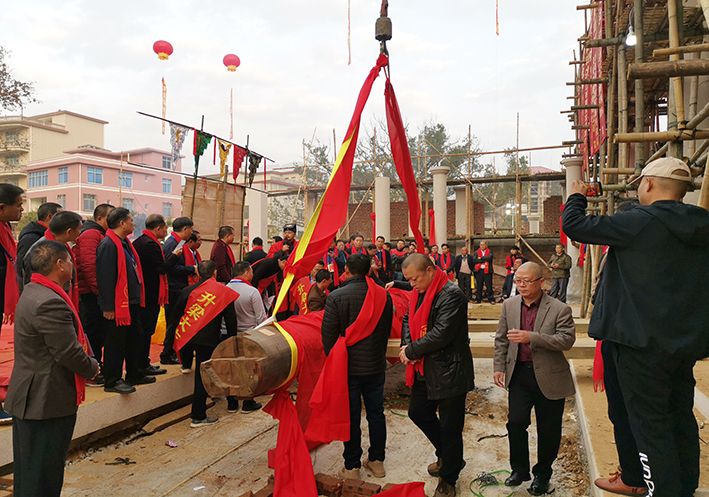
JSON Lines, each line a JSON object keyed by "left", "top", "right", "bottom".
{"left": 615, "top": 129, "right": 709, "bottom": 142}
{"left": 628, "top": 59, "right": 709, "bottom": 79}
{"left": 653, "top": 42, "right": 709, "bottom": 57}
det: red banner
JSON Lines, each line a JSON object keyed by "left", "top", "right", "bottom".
{"left": 174, "top": 279, "right": 239, "bottom": 352}
{"left": 580, "top": 3, "right": 607, "bottom": 167}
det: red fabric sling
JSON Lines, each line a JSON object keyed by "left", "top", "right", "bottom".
{"left": 475, "top": 248, "right": 490, "bottom": 274}
{"left": 44, "top": 229, "right": 80, "bottom": 309}
{"left": 141, "top": 229, "right": 170, "bottom": 306}
{"left": 105, "top": 230, "right": 145, "bottom": 326}
{"left": 31, "top": 273, "right": 91, "bottom": 405}
{"left": 223, "top": 240, "right": 236, "bottom": 266}
{"left": 440, "top": 253, "right": 454, "bottom": 281}
{"left": 593, "top": 340, "right": 605, "bottom": 392}
{"left": 306, "top": 277, "right": 387, "bottom": 443}
{"left": 405, "top": 268, "right": 448, "bottom": 387}
{"left": 327, "top": 250, "right": 340, "bottom": 287}
{"left": 0, "top": 222, "right": 19, "bottom": 323}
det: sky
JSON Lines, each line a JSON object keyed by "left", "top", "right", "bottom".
{"left": 1, "top": 0, "right": 584, "bottom": 178}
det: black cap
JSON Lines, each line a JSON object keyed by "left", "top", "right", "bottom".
{"left": 283, "top": 223, "right": 297, "bottom": 233}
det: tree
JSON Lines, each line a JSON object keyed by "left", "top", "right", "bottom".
{"left": 16, "top": 211, "right": 37, "bottom": 232}
{"left": 0, "top": 48, "right": 38, "bottom": 112}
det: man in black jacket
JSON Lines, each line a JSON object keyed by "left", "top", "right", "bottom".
{"left": 472, "top": 240, "right": 495, "bottom": 304}
{"left": 166, "top": 260, "right": 238, "bottom": 427}
{"left": 96, "top": 208, "right": 154, "bottom": 395}
{"left": 15, "top": 202, "right": 62, "bottom": 285}
{"left": 160, "top": 216, "right": 197, "bottom": 365}
{"left": 245, "top": 237, "right": 267, "bottom": 264}
{"left": 321, "top": 254, "right": 393, "bottom": 480}
{"left": 562, "top": 158, "right": 709, "bottom": 497}
{"left": 399, "top": 253, "right": 474, "bottom": 497}
{"left": 133, "top": 214, "right": 180, "bottom": 377}
{"left": 453, "top": 246, "right": 474, "bottom": 301}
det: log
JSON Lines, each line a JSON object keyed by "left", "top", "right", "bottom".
{"left": 615, "top": 129, "right": 709, "bottom": 143}
{"left": 628, "top": 59, "right": 709, "bottom": 79}
{"left": 653, "top": 42, "right": 709, "bottom": 57}
{"left": 566, "top": 78, "right": 609, "bottom": 85}
{"left": 570, "top": 105, "right": 600, "bottom": 110}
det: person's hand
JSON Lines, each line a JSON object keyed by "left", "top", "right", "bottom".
{"left": 92, "top": 364, "right": 101, "bottom": 380}
{"left": 493, "top": 371, "right": 505, "bottom": 388}
{"left": 103, "top": 311, "right": 115, "bottom": 320}
{"left": 399, "top": 346, "right": 415, "bottom": 365}
{"left": 570, "top": 179, "right": 588, "bottom": 196}
{"left": 385, "top": 281, "right": 395, "bottom": 290}
{"left": 193, "top": 266, "right": 199, "bottom": 275}
{"left": 551, "top": 263, "right": 558, "bottom": 268}
{"left": 508, "top": 329, "right": 531, "bottom": 344}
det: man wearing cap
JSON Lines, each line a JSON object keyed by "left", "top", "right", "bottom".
{"left": 267, "top": 223, "right": 298, "bottom": 258}
{"left": 562, "top": 157, "right": 709, "bottom": 497}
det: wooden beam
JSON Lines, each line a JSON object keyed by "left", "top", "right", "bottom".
{"left": 571, "top": 105, "right": 600, "bottom": 110}
{"left": 615, "top": 129, "right": 709, "bottom": 143}
{"left": 566, "top": 78, "right": 609, "bottom": 85}
{"left": 577, "top": 3, "right": 600, "bottom": 9}
{"left": 572, "top": 125, "right": 591, "bottom": 130}
{"left": 628, "top": 59, "right": 709, "bottom": 79}
{"left": 653, "top": 42, "right": 709, "bottom": 57}
{"left": 583, "top": 28, "right": 709, "bottom": 47}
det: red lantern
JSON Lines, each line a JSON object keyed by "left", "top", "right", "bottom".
{"left": 153, "top": 40, "right": 173, "bottom": 60}
{"left": 223, "top": 54, "right": 241, "bottom": 72}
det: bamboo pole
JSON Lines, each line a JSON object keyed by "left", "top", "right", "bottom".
{"left": 628, "top": 59, "right": 709, "bottom": 79}
{"left": 653, "top": 42, "right": 709, "bottom": 57}
{"left": 699, "top": 166, "right": 709, "bottom": 209}
{"left": 603, "top": 167, "right": 637, "bottom": 174}
{"left": 467, "top": 125, "right": 472, "bottom": 249}
{"left": 691, "top": 140, "right": 709, "bottom": 163}
{"left": 580, "top": 244, "right": 592, "bottom": 319}
{"left": 667, "top": 0, "right": 687, "bottom": 129}
{"left": 689, "top": 72, "right": 700, "bottom": 156}
{"left": 634, "top": 0, "right": 645, "bottom": 175}
{"left": 583, "top": 28, "right": 709, "bottom": 47}
{"left": 515, "top": 113, "right": 522, "bottom": 245}
{"left": 618, "top": 44, "right": 629, "bottom": 171}
{"left": 566, "top": 78, "right": 609, "bottom": 85}
{"left": 616, "top": 129, "right": 709, "bottom": 142}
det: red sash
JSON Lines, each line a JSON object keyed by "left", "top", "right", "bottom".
{"left": 174, "top": 278, "right": 239, "bottom": 352}
{"left": 31, "top": 273, "right": 92, "bottom": 405}
{"left": 349, "top": 246, "right": 366, "bottom": 255}
{"left": 292, "top": 275, "right": 314, "bottom": 314}
{"left": 306, "top": 278, "right": 387, "bottom": 443}
{"left": 44, "top": 229, "right": 80, "bottom": 309}
{"left": 105, "top": 230, "right": 145, "bottom": 325}
{"left": 141, "top": 229, "right": 169, "bottom": 305}
{"left": 223, "top": 240, "right": 236, "bottom": 265}
{"left": 475, "top": 248, "right": 490, "bottom": 274}
{"left": 405, "top": 268, "right": 448, "bottom": 387}
{"left": 0, "top": 222, "right": 19, "bottom": 323}
{"left": 376, "top": 249, "right": 387, "bottom": 271}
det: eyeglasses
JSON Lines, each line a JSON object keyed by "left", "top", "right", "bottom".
{"left": 513, "top": 277, "right": 542, "bottom": 285}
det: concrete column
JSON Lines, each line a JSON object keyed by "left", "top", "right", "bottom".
{"left": 561, "top": 157, "right": 584, "bottom": 303}
{"left": 430, "top": 166, "right": 449, "bottom": 246}
{"left": 247, "top": 189, "right": 268, "bottom": 246}
{"left": 454, "top": 185, "right": 466, "bottom": 236}
{"left": 374, "top": 176, "right": 390, "bottom": 242}
{"left": 304, "top": 192, "right": 318, "bottom": 224}
{"left": 528, "top": 214, "right": 540, "bottom": 234}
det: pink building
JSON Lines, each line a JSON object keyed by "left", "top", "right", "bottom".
{"left": 25, "top": 146, "right": 183, "bottom": 219}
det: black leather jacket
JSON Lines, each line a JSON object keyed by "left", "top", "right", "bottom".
{"left": 321, "top": 275, "right": 393, "bottom": 376}
{"left": 401, "top": 281, "right": 474, "bottom": 399}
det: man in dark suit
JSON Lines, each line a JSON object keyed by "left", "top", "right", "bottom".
{"left": 210, "top": 225, "right": 236, "bottom": 283}
{"left": 6, "top": 240, "right": 99, "bottom": 497}
{"left": 493, "top": 262, "right": 576, "bottom": 495}
{"left": 472, "top": 240, "right": 495, "bottom": 304}
{"left": 453, "top": 246, "right": 474, "bottom": 301}
{"left": 133, "top": 214, "right": 180, "bottom": 377}
{"left": 245, "top": 237, "right": 267, "bottom": 264}
{"left": 160, "top": 216, "right": 197, "bottom": 364}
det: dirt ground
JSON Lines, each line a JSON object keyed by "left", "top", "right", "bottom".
{"left": 59, "top": 359, "right": 591, "bottom": 496}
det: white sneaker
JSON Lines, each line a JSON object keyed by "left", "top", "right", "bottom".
{"left": 181, "top": 368, "right": 192, "bottom": 374}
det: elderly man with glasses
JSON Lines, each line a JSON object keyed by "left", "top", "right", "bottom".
{"left": 493, "top": 262, "right": 576, "bottom": 496}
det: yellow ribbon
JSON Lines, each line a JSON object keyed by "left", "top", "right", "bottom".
{"left": 273, "top": 322, "right": 298, "bottom": 389}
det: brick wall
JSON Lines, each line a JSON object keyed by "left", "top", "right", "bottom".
{"left": 542, "top": 195, "right": 563, "bottom": 235}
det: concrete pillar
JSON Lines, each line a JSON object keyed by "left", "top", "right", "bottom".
{"left": 528, "top": 214, "right": 540, "bottom": 234}
{"left": 430, "top": 166, "right": 449, "bottom": 246}
{"left": 454, "top": 186, "right": 466, "bottom": 236}
{"left": 247, "top": 189, "right": 268, "bottom": 247}
{"left": 561, "top": 157, "right": 584, "bottom": 303}
{"left": 304, "top": 192, "right": 318, "bottom": 224}
{"left": 374, "top": 176, "right": 390, "bottom": 242}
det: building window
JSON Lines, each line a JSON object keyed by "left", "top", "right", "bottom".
{"left": 119, "top": 171, "right": 133, "bottom": 188}
{"left": 83, "top": 194, "right": 97, "bottom": 212}
{"left": 162, "top": 178, "right": 172, "bottom": 193}
{"left": 56, "top": 194, "right": 66, "bottom": 208}
{"left": 28, "top": 170, "right": 48, "bottom": 188}
{"left": 122, "top": 198, "right": 133, "bottom": 211}
{"left": 163, "top": 202, "right": 172, "bottom": 218}
{"left": 162, "top": 156, "right": 172, "bottom": 170}
{"left": 6, "top": 155, "right": 19, "bottom": 166}
{"left": 5, "top": 131, "right": 18, "bottom": 141}
{"left": 2, "top": 178, "right": 19, "bottom": 186}
{"left": 530, "top": 197, "right": 539, "bottom": 212}
{"left": 530, "top": 182, "right": 539, "bottom": 196}
{"left": 144, "top": 204, "right": 148, "bottom": 210}
{"left": 87, "top": 167, "right": 103, "bottom": 184}
{"left": 58, "top": 167, "right": 68, "bottom": 184}
{"left": 145, "top": 175, "right": 149, "bottom": 181}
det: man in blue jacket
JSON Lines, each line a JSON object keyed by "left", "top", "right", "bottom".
{"left": 562, "top": 157, "right": 709, "bottom": 497}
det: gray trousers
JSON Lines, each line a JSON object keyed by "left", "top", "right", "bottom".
{"left": 457, "top": 273, "right": 472, "bottom": 301}
{"left": 549, "top": 278, "right": 569, "bottom": 303}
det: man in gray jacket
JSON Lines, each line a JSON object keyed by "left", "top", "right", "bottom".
{"left": 494, "top": 262, "right": 575, "bottom": 496}
{"left": 547, "top": 244, "right": 572, "bottom": 302}
{"left": 6, "top": 240, "right": 99, "bottom": 497}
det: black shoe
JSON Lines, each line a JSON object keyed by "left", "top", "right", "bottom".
{"left": 104, "top": 379, "right": 136, "bottom": 394}
{"left": 160, "top": 355, "right": 181, "bottom": 365}
{"left": 87, "top": 375, "right": 105, "bottom": 387}
{"left": 227, "top": 399, "right": 239, "bottom": 413}
{"left": 143, "top": 365, "right": 167, "bottom": 376}
{"left": 504, "top": 471, "right": 531, "bottom": 487}
{"left": 126, "top": 376, "right": 157, "bottom": 386}
{"left": 241, "top": 399, "right": 262, "bottom": 413}
{"left": 528, "top": 476, "right": 552, "bottom": 495}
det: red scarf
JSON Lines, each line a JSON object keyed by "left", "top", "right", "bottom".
{"left": 307, "top": 277, "right": 387, "bottom": 443}
{"left": 405, "top": 268, "right": 448, "bottom": 387}
{"left": 440, "top": 253, "right": 455, "bottom": 281}
{"left": 176, "top": 233, "right": 200, "bottom": 285}
{"left": 593, "top": 340, "right": 605, "bottom": 392}
{"left": 105, "top": 230, "right": 145, "bottom": 325}
{"left": 142, "top": 229, "right": 169, "bottom": 305}
{"left": 475, "top": 248, "right": 490, "bottom": 274}
{"left": 173, "top": 278, "right": 239, "bottom": 353}
{"left": 222, "top": 239, "right": 236, "bottom": 265}
{"left": 44, "top": 229, "right": 80, "bottom": 309}
{"left": 0, "top": 222, "right": 19, "bottom": 323}
{"left": 376, "top": 249, "right": 387, "bottom": 270}
{"left": 30, "top": 273, "right": 91, "bottom": 405}
{"left": 349, "top": 246, "right": 366, "bottom": 255}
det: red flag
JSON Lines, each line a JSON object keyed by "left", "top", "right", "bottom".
{"left": 370, "top": 212, "right": 376, "bottom": 243}
{"left": 385, "top": 79, "right": 424, "bottom": 252}
{"left": 273, "top": 54, "right": 389, "bottom": 313}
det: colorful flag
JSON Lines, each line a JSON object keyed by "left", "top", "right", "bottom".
{"left": 169, "top": 123, "right": 189, "bottom": 171}
{"left": 217, "top": 139, "right": 232, "bottom": 181}
{"left": 496, "top": 0, "right": 500, "bottom": 36}
{"left": 233, "top": 146, "right": 248, "bottom": 181}
{"left": 273, "top": 54, "right": 390, "bottom": 314}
